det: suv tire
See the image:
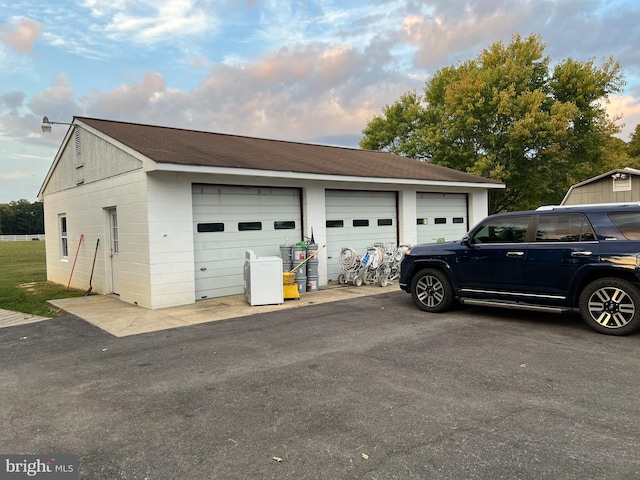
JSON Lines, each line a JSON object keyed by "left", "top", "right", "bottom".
{"left": 410, "top": 268, "right": 454, "bottom": 313}
{"left": 579, "top": 277, "right": 640, "bottom": 335}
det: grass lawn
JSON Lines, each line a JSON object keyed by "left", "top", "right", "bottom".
{"left": 0, "top": 241, "right": 86, "bottom": 317}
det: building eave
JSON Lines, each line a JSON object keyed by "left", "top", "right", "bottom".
{"left": 147, "top": 162, "right": 506, "bottom": 189}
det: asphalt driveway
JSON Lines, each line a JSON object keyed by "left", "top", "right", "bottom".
{"left": 1, "top": 290, "right": 639, "bottom": 479}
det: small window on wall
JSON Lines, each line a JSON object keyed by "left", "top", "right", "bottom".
{"left": 109, "top": 209, "right": 119, "bottom": 254}
{"left": 197, "top": 223, "right": 224, "bottom": 233}
{"left": 434, "top": 218, "right": 447, "bottom": 224}
{"left": 453, "top": 217, "right": 464, "bottom": 224}
{"left": 353, "top": 219, "right": 369, "bottom": 227}
{"left": 238, "top": 221, "right": 262, "bottom": 231}
{"left": 326, "top": 220, "right": 344, "bottom": 228}
{"left": 417, "top": 218, "right": 428, "bottom": 225}
{"left": 378, "top": 219, "right": 392, "bottom": 226}
{"left": 59, "top": 215, "right": 68, "bottom": 258}
{"left": 274, "top": 221, "right": 296, "bottom": 230}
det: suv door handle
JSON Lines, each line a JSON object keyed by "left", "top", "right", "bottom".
{"left": 506, "top": 251, "right": 525, "bottom": 257}
{"left": 571, "top": 251, "right": 592, "bottom": 257}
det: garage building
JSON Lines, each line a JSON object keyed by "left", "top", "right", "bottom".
{"left": 38, "top": 117, "right": 504, "bottom": 309}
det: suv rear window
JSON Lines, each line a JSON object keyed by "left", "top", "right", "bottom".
{"left": 536, "top": 213, "right": 596, "bottom": 242}
{"left": 608, "top": 211, "right": 640, "bottom": 240}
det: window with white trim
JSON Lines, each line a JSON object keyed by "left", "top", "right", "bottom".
{"left": 59, "top": 215, "right": 68, "bottom": 258}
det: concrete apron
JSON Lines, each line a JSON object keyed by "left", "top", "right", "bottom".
{"left": 43, "top": 283, "right": 395, "bottom": 338}
{"left": 0, "top": 309, "right": 51, "bottom": 329}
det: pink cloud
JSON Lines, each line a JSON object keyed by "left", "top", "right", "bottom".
{"left": 0, "top": 18, "right": 42, "bottom": 54}
{"left": 606, "top": 95, "right": 640, "bottom": 140}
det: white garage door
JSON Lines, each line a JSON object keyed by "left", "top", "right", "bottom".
{"left": 325, "top": 190, "right": 397, "bottom": 281}
{"left": 416, "top": 192, "right": 468, "bottom": 244}
{"left": 193, "top": 184, "right": 302, "bottom": 299}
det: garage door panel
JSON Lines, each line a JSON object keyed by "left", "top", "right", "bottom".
{"left": 195, "top": 262, "right": 246, "bottom": 279}
{"left": 325, "top": 190, "right": 397, "bottom": 281}
{"left": 416, "top": 193, "right": 468, "bottom": 244}
{"left": 194, "top": 277, "right": 241, "bottom": 299}
{"left": 193, "top": 184, "right": 301, "bottom": 299}
{"left": 193, "top": 206, "right": 298, "bottom": 218}
{"left": 195, "top": 203, "right": 298, "bottom": 213}
{"left": 193, "top": 249, "right": 249, "bottom": 264}
{"left": 194, "top": 243, "right": 283, "bottom": 261}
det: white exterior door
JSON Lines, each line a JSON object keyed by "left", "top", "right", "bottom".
{"left": 107, "top": 207, "right": 120, "bottom": 294}
{"left": 325, "top": 190, "right": 397, "bottom": 281}
{"left": 416, "top": 192, "right": 469, "bottom": 244}
{"left": 192, "top": 184, "right": 302, "bottom": 299}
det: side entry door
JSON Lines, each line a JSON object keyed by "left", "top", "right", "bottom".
{"left": 107, "top": 207, "right": 120, "bottom": 295}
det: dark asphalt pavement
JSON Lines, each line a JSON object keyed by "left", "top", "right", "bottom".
{"left": 1, "top": 290, "right": 639, "bottom": 479}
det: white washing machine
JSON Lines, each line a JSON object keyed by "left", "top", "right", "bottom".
{"left": 244, "top": 250, "right": 284, "bottom": 306}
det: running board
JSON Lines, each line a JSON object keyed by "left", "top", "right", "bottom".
{"left": 459, "top": 298, "right": 575, "bottom": 314}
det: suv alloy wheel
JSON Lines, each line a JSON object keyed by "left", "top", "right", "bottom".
{"left": 410, "top": 268, "right": 455, "bottom": 313}
{"left": 579, "top": 277, "right": 640, "bottom": 335}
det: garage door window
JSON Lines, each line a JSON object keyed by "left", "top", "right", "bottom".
{"left": 435, "top": 218, "right": 447, "bottom": 224}
{"left": 353, "top": 219, "right": 369, "bottom": 227}
{"left": 327, "top": 220, "right": 344, "bottom": 228}
{"left": 274, "top": 221, "right": 296, "bottom": 230}
{"left": 378, "top": 219, "right": 392, "bottom": 226}
{"left": 197, "top": 223, "right": 224, "bottom": 233}
{"left": 239, "top": 221, "right": 262, "bottom": 231}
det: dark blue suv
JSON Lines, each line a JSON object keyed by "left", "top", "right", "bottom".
{"left": 399, "top": 203, "right": 640, "bottom": 335}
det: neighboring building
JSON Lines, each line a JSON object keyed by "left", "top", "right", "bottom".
{"left": 562, "top": 168, "right": 640, "bottom": 205}
{"left": 38, "top": 117, "right": 504, "bottom": 309}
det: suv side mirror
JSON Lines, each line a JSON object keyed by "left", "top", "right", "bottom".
{"left": 461, "top": 234, "right": 471, "bottom": 246}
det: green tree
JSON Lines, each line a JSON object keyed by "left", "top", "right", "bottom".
{"left": 361, "top": 34, "right": 625, "bottom": 213}
{"left": 0, "top": 200, "right": 44, "bottom": 235}
{"left": 601, "top": 135, "right": 636, "bottom": 171}
{"left": 0, "top": 203, "right": 13, "bottom": 235}
{"left": 628, "top": 124, "right": 640, "bottom": 158}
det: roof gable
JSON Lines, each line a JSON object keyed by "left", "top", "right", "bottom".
{"left": 75, "top": 117, "right": 501, "bottom": 186}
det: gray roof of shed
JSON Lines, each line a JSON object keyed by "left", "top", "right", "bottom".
{"left": 76, "top": 117, "right": 501, "bottom": 185}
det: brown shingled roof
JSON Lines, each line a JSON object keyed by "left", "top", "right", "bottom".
{"left": 76, "top": 117, "right": 501, "bottom": 185}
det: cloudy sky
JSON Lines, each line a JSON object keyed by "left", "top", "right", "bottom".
{"left": 1, "top": 0, "right": 639, "bottom": 203}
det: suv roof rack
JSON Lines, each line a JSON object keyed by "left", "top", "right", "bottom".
{"left": 536, "top": 201, "right": 640, "bottom": 211}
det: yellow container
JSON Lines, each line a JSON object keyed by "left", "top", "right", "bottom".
{"left": 283, "top": 272, "right": 300, "bottom": 299}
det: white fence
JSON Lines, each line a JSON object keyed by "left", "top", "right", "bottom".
{"left": 0, "top": 234, "right": 46, "bottom": 241}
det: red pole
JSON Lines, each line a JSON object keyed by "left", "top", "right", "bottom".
{"left": 67, "top": 234, "right": 84, "bottom": 291}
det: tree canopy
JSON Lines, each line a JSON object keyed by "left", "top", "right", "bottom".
{"left": 0, "top": 200, "right": 44, "bottom": 235}
{"left": 360, "top": 34, "right": 626, "bottom": 213}
{"left": 628, "top": 124, "right": 640, "bottom": 159}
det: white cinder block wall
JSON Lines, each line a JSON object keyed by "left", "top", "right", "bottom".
{"left": 398, "top": 188, "right": 419, "bottom": 246}
{"left": 302, "top": 186, "right": 328, "bottom": 285}
{"left": 106, "top": 173, "right": 152, "bottom": 307}
{"left": 468, "top": 189, "right": 490, "bottom": 229}
{"left": 44, "top": 171, "right": 151, "bottom": 305}
{"left": 146, "top": 173, "right": 196, "bottom": 309}
{"left": 42, "top": 125, "right": 154, "bottom": 307}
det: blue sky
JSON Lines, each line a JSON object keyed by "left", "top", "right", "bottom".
{"left": 1, "top": 0, "right": 639, "bottom": 203}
